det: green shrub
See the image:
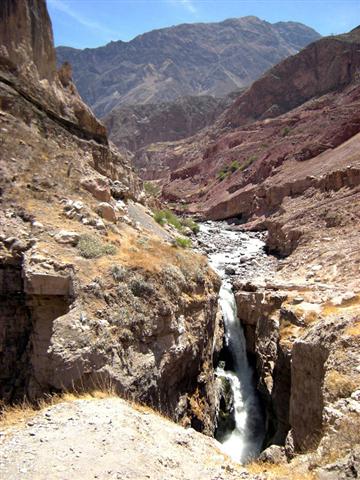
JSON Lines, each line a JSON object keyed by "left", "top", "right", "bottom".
{"left": 143, "top": 181, "right": 160, "bottom": 197}
{"left": 181, "top": 217, "right": 200, "bottom": 234}
{"left": 217, "top": 170, "right": 227, "bottom": 181}
{"left": 153, "top": 210, "right": 167, "bottom": 225}
{"left": 230, "top": 160, "right": 240, "bottom": 172}
{"left": 282, "top": 126, "right": 291, "bottom": 137}
{"left": 217, "top": 160, "right": 240, "bottom": 180}
{"left": 173, "top": 237, "right": 192, "bottom": 249}
{"left": 154, "top": 209, "right": 182, "bottom": 230}
{"left": 77, "top": 234, "right": 117, "bottom": 259}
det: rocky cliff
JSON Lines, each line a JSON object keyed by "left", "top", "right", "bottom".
{"left": 56, "top": 17, "right": 320, "bottom": 117}
{"left": 0, "top": 0, "right": 222, "bottom": 434}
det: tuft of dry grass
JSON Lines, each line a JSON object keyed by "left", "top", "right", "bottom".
{"left": 0, "top": 389, "right": 117, "bottom": 429}
{"left": 322, "top": 295, "right": 360, "bottom": 317}
{"left": 309, "top": 413, "right": 360, "bottom": 469}
{"left": 344, "top": 318, "right": 360, "bottom": 336}
{"left": 247, "top": 460, "right": 317, "bottom": 479}
{"left": 325, "top": 369, "right": 358, "bottom": 400}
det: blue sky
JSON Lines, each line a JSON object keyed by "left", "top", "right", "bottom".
{"left": 48, "top": 0, "right": 360, "bottom": 49}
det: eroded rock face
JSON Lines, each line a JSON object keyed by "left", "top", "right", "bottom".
{"left": 0, "top": 0, "right": 56, "bottom": 81}
{"left": 235, "top": 279, "right": 360, "bottom": 460}
{"left": 0, "top": 0, "right": 109, "bottom": 145}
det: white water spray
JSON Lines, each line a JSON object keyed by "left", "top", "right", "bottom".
{"left": 217, "top": 280, "right": 264, "bottom": 463}
{"left": 199, "top": 223, "right": 265, "bottom": 463}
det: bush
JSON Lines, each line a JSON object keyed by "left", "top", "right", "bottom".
{"left": 230, "top": 160, "right": 240, "bottom": 172}
{"left": 153, "top": 209, "right": 182, "bottom": 231}
{"left": 282, "top": 126, "right": 291, "bottom": 137}
{"left": 153, "top": 210, "right": 167, "bottom": 225}
{"left": 143, "top": 181, "right": 160, "bottom": 197}
{"left": 77, "top": 234, "right": 117, "bottom": 259}
{"left": 173, "top": 237, "right": 192, "bottom": 249}
{"left": 217, "top": 166, "right": 229, "bottom": 181}
{"left": 181, "top": 217, "right": 200, "bottom": 234}
{"left": 130, "top": 277, "right": 155, "bottom": 297}
{"left": 111, "top": 265, "right": 127, "bottom": 282}
{"left": 217, "top": 160, "right": 240, "bottom": 181}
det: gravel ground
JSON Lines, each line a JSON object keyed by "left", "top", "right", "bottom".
{"left": 0, "top": 397, "right": 252, "bottom": 480}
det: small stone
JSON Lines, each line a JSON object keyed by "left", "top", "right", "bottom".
{"left": 54, "top": 230, "right": 80, "bottom": 246}
{"left": 292, "top": 296, "right": 304, "bottom": 304}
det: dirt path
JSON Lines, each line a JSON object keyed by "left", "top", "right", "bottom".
{"left": 0, "top": 397, "right": 249, "bottom": 480}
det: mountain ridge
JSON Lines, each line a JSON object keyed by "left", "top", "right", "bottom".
{"left": 56, "top": 16, "right": 320, "bottom": 116}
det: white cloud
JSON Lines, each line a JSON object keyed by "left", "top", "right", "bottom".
{"left": 48, "top": 0, "right": 118, "bottom": 38}
{"left": 180, "top": 0, "right": 197, "bottom": 13}
{"left": 167, "top": 0, "right": 197, "bottom": 14}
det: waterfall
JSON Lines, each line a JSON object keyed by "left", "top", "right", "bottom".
{"left": 216, "top": 280, "right": 264, "bottom": 463}
{"left": 197, "top": 222, "right": 266, "bottom": 464}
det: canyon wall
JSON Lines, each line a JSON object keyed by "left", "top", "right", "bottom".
{"left": 0, "top": 0, "right": 222, "bottom": 434}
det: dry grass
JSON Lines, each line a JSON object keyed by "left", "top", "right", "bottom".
{"left": 189, "top": 387, "right": 207, "bottom": 424}
{"left": 325, "top": 369, "right": 358, "bottom": 400}
{"left": 279, "top": 319, "right": 302, "bottom": 347}
{"left": 309, "top": 413, "right": 360, "bottom": 469}
{"left": 345, "top": 318, "right": 360, "bottom": 336}
{"left": 322, "top": 295, "right": 360, "bottom": 317}
{"left": 0, "top": 389, "right": 117, "bottom": 429}
{"left": 128, "top": 400, "right": 171, "bottom": 422}
{"left": 247, "top": 460, "right": 317, "bottom": 479}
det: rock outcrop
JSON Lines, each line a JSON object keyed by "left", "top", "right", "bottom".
{"left": 0, "top": 0, "right": 222, "bottom": 435}
{"left": 56, "top": 17, "right": 320, "bottom": 117}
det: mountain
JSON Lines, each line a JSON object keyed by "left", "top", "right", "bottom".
{"left": 104, "top": 90, "right": 241, "bottom": 153}
{"left": 56, "top": 17, "right": 320, "bottom": 117}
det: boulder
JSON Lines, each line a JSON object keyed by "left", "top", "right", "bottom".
{"left": 258, "top": 445, "right": 287, "bottom": 464}
{"left": 97, "top": 202, "right": 117, "bottom": 223}
{"left": 81, "top": 177, "right": 111, "bottom": 202}
{"left": 24, "top": 270, "right": 71, "bottom": 296}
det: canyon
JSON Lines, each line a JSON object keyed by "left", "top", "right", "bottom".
{"left": 0, "top": 1, "right": 359, "bottom": 479}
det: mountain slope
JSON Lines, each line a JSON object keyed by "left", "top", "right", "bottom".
{"left": 104, "top": 91, "right": 241, "bottom": 153}
{"left": 56, "top": 17, "right": 320, "bottom": 116}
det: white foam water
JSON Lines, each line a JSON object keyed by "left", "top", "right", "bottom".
{"left": 199, "top": 223, "right": 265, "bottom": 463}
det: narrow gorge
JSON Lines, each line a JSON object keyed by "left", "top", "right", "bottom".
{"left": 197, "top": 222, "right": 273, "bottom": 463}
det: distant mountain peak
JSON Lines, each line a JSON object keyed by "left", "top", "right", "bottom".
{"left": 56, "top": 17, "right": 320, "bottom": 117}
